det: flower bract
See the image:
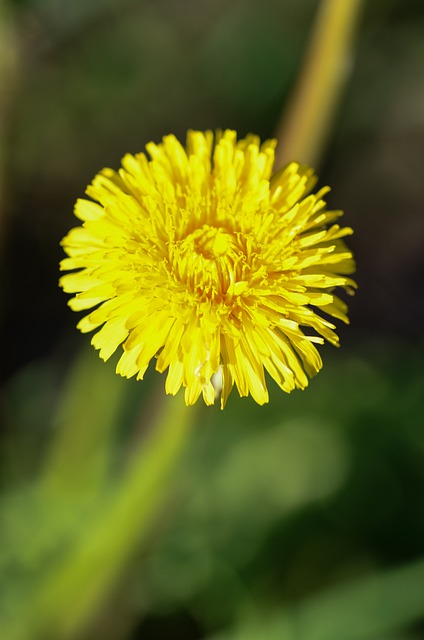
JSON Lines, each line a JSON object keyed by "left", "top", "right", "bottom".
{"left": 60, "top": 130, "right": 356, "bottom": 407}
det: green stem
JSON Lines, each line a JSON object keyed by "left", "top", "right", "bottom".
{"left": 0, "top": 2, "right": 19, "bottom": 246}
{"left": 34, "top": 392, "right": 197, "bottom": 639}
{"left": 274, "top": 0, "right": 366, "bottom": 169}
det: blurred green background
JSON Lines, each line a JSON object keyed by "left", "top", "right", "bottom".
{"left": 1, "top": 0, "right": 424, "bottom": 639}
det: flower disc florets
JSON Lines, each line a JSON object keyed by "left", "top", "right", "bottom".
{"left": 60, "top": 130, "right": 356, "bottom": 407}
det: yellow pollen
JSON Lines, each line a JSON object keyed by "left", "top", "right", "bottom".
{"left": 174, "top": 225, "right": 240, "bottom": 301}
{"left": 189, "top": 225, "right": 234, "bottom": 259}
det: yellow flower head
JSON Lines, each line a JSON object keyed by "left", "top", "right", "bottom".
{"left": 60, "top": 130, "right": 356, "bottom": 408}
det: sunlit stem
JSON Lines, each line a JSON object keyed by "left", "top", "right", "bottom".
{"left": 0, "top": 1, "right": 19, "bottom": 246}
{"left": 34, "top": 392, "right": 198, "bottom": 639}
{"left": 274, "top": 0, "right": 366, "bottom": 169}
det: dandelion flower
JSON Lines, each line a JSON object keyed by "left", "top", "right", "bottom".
{"left": 60, "top": 130, "right": 356, "bottom": 407}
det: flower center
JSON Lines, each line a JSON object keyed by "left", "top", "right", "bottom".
{"left": 171, "top": 225, "right": 242, "bottom": 300}
{"left": 189, "top": 225, "right": 234, "bottom": 259}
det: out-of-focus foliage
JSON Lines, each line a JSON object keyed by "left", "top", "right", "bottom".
{"left": 1, "top": 0, "right": 424, "bottom": 639}
{"left": 2, "top": 344, "right": 424, "bottom": 640}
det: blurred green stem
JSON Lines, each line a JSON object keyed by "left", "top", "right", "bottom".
{"left": 0, "top": 1, "right": 19, "bottom": 246}
{"left": 41, "top": 349, "right": 127, "bottom": 502}
{"left": 274, "top": 0, "right": 365, "bottom": 169}
{"left": 34, "top": 392, "right": 198, "bottom": 640}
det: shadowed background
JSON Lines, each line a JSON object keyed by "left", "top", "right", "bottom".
{"left": 1, "top": 0, "right": 424, "bottom": 639}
